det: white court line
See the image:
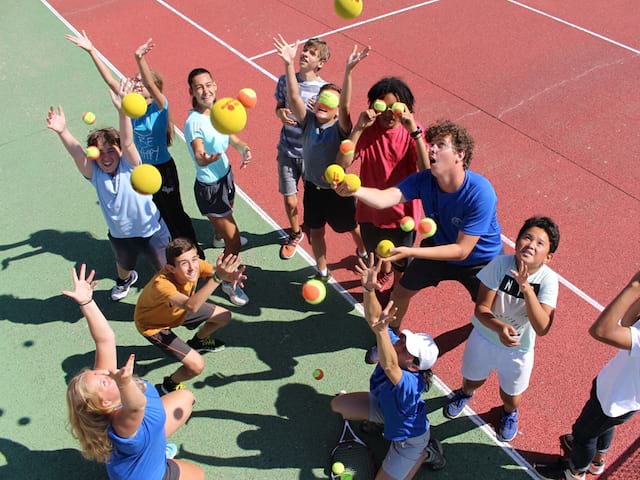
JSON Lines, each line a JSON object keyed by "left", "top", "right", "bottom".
{"left": 42, "top": 0, "right": 608, "bottom": 475}
{"left": 507, "top": 0, "right": 640, "bottom": 55}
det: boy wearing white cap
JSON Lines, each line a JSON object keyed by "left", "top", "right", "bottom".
{"left": 331, "top": 255, "right": 445, "bottom": 479}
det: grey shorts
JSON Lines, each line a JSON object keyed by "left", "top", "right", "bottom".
{"left": 163, "top": 459, "right": 179, "bottom": 480}
{"left": 368, "top": 394, "right": 431, "bottom": 479}
{"left": 194, "top": 169, "right": 235, "bottom": 218}
{"left": 108, "top": 220, "right": 170, "bottom": 272}
{"left": 277, "top": 151, "right": 304, "bottom": 196}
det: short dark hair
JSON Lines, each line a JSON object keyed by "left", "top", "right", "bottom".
{"left": 187, "top": 68, "right": 213, "bottom": 109}
{"left": 86, "top": 128, "right": 120, "bottom": 149}
{"left": 166, "top": 238, "right": 197, "bottom": 265}
{"left": 319, "top": 82, "right": 341, "bottom": 95}
{"left": 425, "top": 120, "right": 475, "bottom": 168}
{"left": 517, "top": 216, "right": 560, "bottom": 253}
{"left": 367, "top": 77, "right": 415, "bottom": 112}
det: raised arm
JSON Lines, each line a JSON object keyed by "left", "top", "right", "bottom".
{"left": 109, "top": 82, "right": 141, "bottom": 167}
{"left": 339, "top": 45, "right": 370, "bottom": 135}
{"left": 46, "top": 105, "right": 93, "bottom": 179}
{"left": 273, "top": 34, "right": 307, "bottom": 122}
{"left": 61, "top": 264, "right": 116, "bottom": 371}
{"left": 589, "top": 271, "right": 640, "bottom": 350}
{"left": 134, "top": 38, "right": 167, "bottom": 110}
{"left": 65, "top": 30, "right": 120, "bottom": 93}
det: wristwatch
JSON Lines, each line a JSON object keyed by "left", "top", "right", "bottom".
{"left": 410, "top": 127, "right": 423, "bottom": 139}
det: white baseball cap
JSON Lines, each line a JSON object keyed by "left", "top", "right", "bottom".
{"left": 402, "top": 330, "right": 439, "bottom": 370}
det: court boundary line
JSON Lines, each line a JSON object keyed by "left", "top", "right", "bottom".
{"left": 38, "top": 0, "right": 607, "bottom": 475}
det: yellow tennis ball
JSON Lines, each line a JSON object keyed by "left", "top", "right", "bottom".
{"left": 210, "top": 97, "right": 247, "bottom": 134}
{"left": 317, "top": 90, "right": 340, "bottom": 109}
{"left": 418, "top": 217, "right": 437, "bottom": 238}
{"left": 86, "top": 146, "right": 100, "bottom": 160}
{"left": 237, "top": 88, "right": 257, "bottom": 108}
{"left": 391, "top": 102, "right": 405, "bottom": 115}
{"left": 343, "top": 173, "right": 361, "bottom": 193}
{"left": 82, "top": 111, "right": 96, "bottom": 125}
{"left": 332, "top": 462, "right": 345, "bottom": 475}
{"left": 399, "top": 216, "right": 415, "bottom": 232}
{"left": 121, "top": 93, "right": 148, "bottom": 119}
{"left": 324, "top": 164, "right": 345, "bottom": 184}
{"left": 334, "top": 0, "right": 363, "bottom": 19}
{"left": 339, "top": 139, "right": 355, "bottom": 155}
{"left": 376, "top": 239, "right": 395, "bottom": 258}
{"left": 373, "top": 100, "right": 387, "bottom": 112}
{"left": 130, "top": 164, "right": 162, "bottom": 195}
{"left": 302, "top": 279, "right": 327, "bottom": 305}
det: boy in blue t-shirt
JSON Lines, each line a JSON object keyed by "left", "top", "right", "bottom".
{"left": 444, "top": 216, "right": 560, "bottom": 442}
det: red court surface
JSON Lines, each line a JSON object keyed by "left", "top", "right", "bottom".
{"left": 44, "top": 0, "right": 640, "bottom": 473}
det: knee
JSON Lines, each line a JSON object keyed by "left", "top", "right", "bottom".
{"left": 184, "top": 355, "right": 205, "bottom": 376}
{"left": 213, "top": 309, "right": 232, "bottom": 326}
{"left": 330, "top": 396, "right": 343, "bottom": 415}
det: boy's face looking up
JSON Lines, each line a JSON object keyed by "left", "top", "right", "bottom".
{"left": 299, "top": 45, "right": 326, "bottom": 73}
{"left": 166, "top": 248, "right": 201, "bottom": 284}
{"left": 515, "top": 227, "right": 553, "bottom": 273}
{"left": 95, "top": 141, "right": 121, "bottom": 175}
{"left": 373, "top": 93, "right": 402, "bottom": 130}
{"left": 314, "top": 88, "right": 340, "bottom": 124}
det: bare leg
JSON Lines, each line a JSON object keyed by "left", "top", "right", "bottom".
{"left": 193, "top": 306, "right": 231, "bottom": 340}
{"left": 173, "top": 459, "right": 205, "bottom": 480}
{"left": 310, "top": 226, "right": 327, "bottom": 272}
{"left": 331, "top": 392, "right": 370, "bottom": 420}
{"left": 208, "top": 215, "right": 241, "bottom": 256}
{"left": 389, "top": 284, "right": 419, "bottom": 329}
{"left": 162, "top": 389, "right": 195, "bottom": 437}
{"left": 350, "top": 225, "right": 367, "bottom": 257}
{"left": 284, "top": 194, "right": 301, "bottom": 233}
{"left": 462, "top": 378, "right": 486, "bottom": 397}
{"left": 500, "top": 389, "right": 522, "bottom": 414}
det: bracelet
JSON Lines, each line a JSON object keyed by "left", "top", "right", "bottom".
{"left": 213, "top": 271, "right": 223, "bottom": 283}
{"left": 363, "top": 286, "right": 375, "bottom": 292}
{"left": 78, "top": 299, "right": 93, "bottom": 306}
{"left": 410, "top": 127, "right": 423, "bottom": 139}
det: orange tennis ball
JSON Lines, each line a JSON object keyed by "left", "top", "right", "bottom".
{"left": 324, "top": 164, "right": 345, "bottom": 184}
{"left": 376, "top": 239, "right": 395, "bottom": 258}
{"left": 303, "top": 279, "right": 327, "bottom": 305}
{"left": 312, "top": 368, "right": 324, "bottom": 380}
{"left": 391, "top": 102, "right": 405, "bottom": 115}
{"left": 343, "top": 173, "right": 361, "bottom": 192}
{"left": 373, "top": 100, "right": 387, "bottom": 112}
{"left": 418, "top": 217, "right": 437, "bottom": 238}
{"left": 86, "top": 146, "right": 100, "bottom": 160}
{"left": 399, "top": 216, "right": 415, "bottom": 232}
{"left": 130, "top": 164, "right": 162, "bottom": 195}
{"left": 211, "top": 97, "right": 247, "bottom": 134}
{"left": 82, "top": 111, "right": 96, "bottom": 125}
{"left": 340, "top": 139, "right": 355, "bottom": 155}
{"left": 237, "top": 88, "right": 257, "bottom": 108}
{"left": 334, "top": 0, "right": 363, "bottom": 19}
{"left": 121, "top": 93, "right": 148, "bottom": 119}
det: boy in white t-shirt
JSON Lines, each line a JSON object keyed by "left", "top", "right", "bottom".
{"left": 536, "top": 271, "right": 640, "bottom": 480}
{"left": 443, "top": 216, "right": 560, "bottom": 442}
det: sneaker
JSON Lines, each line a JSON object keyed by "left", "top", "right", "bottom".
{"left": 110, "top": 271, "right": 138, "bottom": 301}
{"left": 423, "top": 437, "right": 446, "bottom": 470}
{"left": 313, "top": 270, "right": 332, "bottom": 283}
{"left": 165, "top": 443, "right": 178, "bottom": 459}
{"left": 560, "top": 434, "right": 606, "bottom": 475}
{"left": 221, "top": 281, "right": 249, "bottom": 306}
{"left": 377, "top": 270, "right": 393, "bottom": 290}
{"left": 535, "top": 460, "right": 581, "bottom": 480}
{"left": 356, "top": 249, "right": 368, "bottom": 261}
{"left": 443, "top": 390, "right": 473, "bottom": 419}
{"left": 498, "top": 408, "right": 519, "bottom": 442}
{"left": 280, "top": 230, "right": 305, "bottom": 259}
{"left": 188, "top": 336, "right": 226, "bottom": 353}
{"left": 213, "top": 235, "right": 248, "bottom": 249}
{"left": 364, "top": 345, "right": 379, "bottom": 364}
{"left": 155, "top": 376, "right": 186, "bottom": 396}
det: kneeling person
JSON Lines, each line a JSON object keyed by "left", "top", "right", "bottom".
{"left": 134, "top": 238, "right": 246, "bottom": 395}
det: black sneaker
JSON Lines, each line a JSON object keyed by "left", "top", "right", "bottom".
{"left": 534, "top": 459, "right": 575, "bottom": 480}
{"left": 424, "top": 438, "right": 446, "bottom": 470}
{"left": 187, "top": 336, "right": 226, "bottom": 353}
{"left": 155, "top": 376, "right": 186, "bottom": 396}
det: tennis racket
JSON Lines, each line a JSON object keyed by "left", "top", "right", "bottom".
{"left": 329, "top": 418, "right": 377, "bottom": 479}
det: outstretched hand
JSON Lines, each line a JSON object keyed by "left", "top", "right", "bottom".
{"left": 355, "top": 253, "right": 382, "bottom": 291}
{"left": 346, "top": 44, "right": 371, "bottom": 71}
{"left": 61, "top": 263, "right": 97, "bottom": 305}
{"left": 273, "top": 34, "right": 300, "bottom": 66}
{"left": 46, "top": 105, "right": 66, "bottom": 134}
{"left": 109, "top": 78, "right": 133, "bottom": 110}
{"left": 215, "top": 253, "right": 247, "bottom": 289}
{"left": 135, "top": 38, "right": 155, "bottom": 59}
{"left": 509, "top": 261, "right": 530, "bottom": 292}
{"left": 102, "top": 353, "right": 136, "bottom": 388}
{"left": 64, "top": 30, "right": 93, "bottom": 52}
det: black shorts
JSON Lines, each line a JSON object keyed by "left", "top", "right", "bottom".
{"left": 359, "top": 223, "right": 416, "bottom": 272}
{"left": 143, "top": 303, "right": 215, "bottom": 361}
{"left": 163, "top": 459, "right": 180, "bottom": 480}
{"left": 399, "top": 238, "right": 487, "bottom": 301}
{"left": 194, "top": 169, "right": 235, "bottom": 218}
{"left": 303, "top": 181, "right": 357, "bottom": 233}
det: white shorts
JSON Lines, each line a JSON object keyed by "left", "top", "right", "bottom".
{"left": 461, "top": 327, "right": 534, "bottom": 396}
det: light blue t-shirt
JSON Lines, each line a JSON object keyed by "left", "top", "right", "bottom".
{"left": 398, "top": 169, "right": 502, "bottom": 266}
{"left": 132, "top": 98, "right": 171, "bottom": 166}
{"left": 106, "top": 381, "right": 167, "bottom": 480}
{"left": 183, "top": 109, "right": 231, "bottom": 184}
{"left": 471, "top": 255, "right": 559, "bottom": 352}
{"left": 89, "top": 159, "right": 161, "bottom": 239}
{"left": 369, "top": 329, "right": 429, "bottom": 442}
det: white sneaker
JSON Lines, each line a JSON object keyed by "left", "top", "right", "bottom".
{"left": 213, "top": 236, "right": 248, "bottom": 249}
{"left": 221, "top": 281, "right": 249, "bottom": 306}
{"left": 110, "top": 271, "right": 138, "bottom": 301}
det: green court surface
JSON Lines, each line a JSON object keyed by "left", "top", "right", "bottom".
{"left": 0, "top": 3, "right": 533, "bottom": 478}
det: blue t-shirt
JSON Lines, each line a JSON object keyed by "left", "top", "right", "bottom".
{"left": 275, "top": 73, "right": 326, "bottom": 158}
{"left": 89, "top": 159, "right": 162, "bottom": 239}
{"left": 106, "top": 381, "right": 167, "bottom": 480}
{"left": 369, "top": 330, "right": 429, "bottom": 442}
{"left": 301, "top": 114, "right": 347, "bottom": 188}
{"left": 398, "top": 169, "right": 502, "bottom": 266}
{"left": 132, "top": 98, "right": 171, "bottom": 166}
{"left": 183, "top": 109, "right": 231, "bottom": 184}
